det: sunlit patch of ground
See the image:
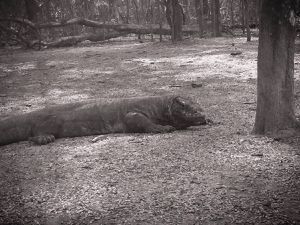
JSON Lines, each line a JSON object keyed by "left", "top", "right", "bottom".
{"left": 0, "top": 36, "right": 299, "bottom": 225}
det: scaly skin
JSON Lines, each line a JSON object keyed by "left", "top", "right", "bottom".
{"left": 0, "top": 95, "right": 206, "bottom": 146}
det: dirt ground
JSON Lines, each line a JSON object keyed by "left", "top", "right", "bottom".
{"left": 0, "top": 36, "right": 299, "bottom": 225}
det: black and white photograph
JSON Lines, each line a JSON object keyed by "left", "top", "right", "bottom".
{"left": 0, "top": 0, "right": 299, "bottom": 224}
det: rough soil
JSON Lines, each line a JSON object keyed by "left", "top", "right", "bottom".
{"left": 0, "top": 37, "right": 299, "bottom": 225}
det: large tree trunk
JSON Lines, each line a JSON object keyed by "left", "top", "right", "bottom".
{"left": 253, "top": 0, "right": 298, "bottom": 136}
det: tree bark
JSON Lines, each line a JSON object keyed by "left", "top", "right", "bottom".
{"left": 210, "top": 0, "right": 215, "bottom": 34}
{"left": 166, "top": 0, "right": 184, "bottom": 41}
{"left": 183, "top": 0, "right": 190, "bottom": 24}
{"left": 240, "top": 0, "right": 245, "bottom": 34}
{"left": 214, "top": 0, "right": 221, "bottom": 36}
{"left": 230, "top": 0, "right": 234, "bottom": 27}
{"left": 108, "top": 0, "right": 119, "bottom": 22}
{"left": 157, "top": 0, "right": 164, "bottom": 42}
{"left": 195, "top": 0, "right": 204, "bottom": 37}
{"left": 253, "top": 0, "right": 298, "bottom": 136}
{"left": 211, "top": 0, "right": 221, "bottom": 37}
{"left": 24, "top": 0, "right": 39, "bottom": 22}
{"left": 125, "top": 0, "right": 130, "bottom": 24}
{"left": 132, "top": 0, "right": 140, "bottom": 24}
{"left": 203, "top": 0, "right": 209, "bottom": 17}
{"left": 254, "top": 0, "right": 260, "bottom": 26}
{"left": 243, "top": 0, "right": 251, "bottom": 41}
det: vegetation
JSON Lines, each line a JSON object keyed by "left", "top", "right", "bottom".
{"left": 0, "top": 0, "right": 260, "bottom": 47}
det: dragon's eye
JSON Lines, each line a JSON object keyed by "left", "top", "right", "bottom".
{"left": 175, "top": 97, "right": 186, "bottom": 107}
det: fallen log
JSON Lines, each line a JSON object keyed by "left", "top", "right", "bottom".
{"left": 38, "top": 19, "right": 198, "bottom": 35}
{"left": 46, "top": 32, "right": 127, "bottom": 48}
{"left": 1, "top": 17, "right": 199, "bottom": 35}
{"left": 0, "top": 17, "right": 200, "bottom": 48}
{"left": 0, "top": 18, "right": 36, "bottom": 29}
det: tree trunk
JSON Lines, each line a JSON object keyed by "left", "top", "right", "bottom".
{"left": 253, "top": 0, "right": 298, "bottom": 136}
{"left": 108, "top": 0, "right": 119, "bottom": 22}
{"left": 166, "top": 0, "right": 184, "bottom": 42}
{"left": 244, "top": 0, "right": 251, "bottom": 41}
{"left": 195, "top": 0, "right": 204, "bottom": 37}
{"left": 125, "top": 0, "right": 130, "bottom": 24}
{"left": 254, "top": 0, "right": 260, "bottom": 26}
{"left": 214, "top": 0, "right": 221, "bottom": 36}
{"left": 157, "top": 0, "right": 164, "bottom": 42}
{"left": 240, "top": 0, "right": 245, "bottom": 34}
{"left": 210, "top": 0, "right": 215, "bottom": 34}
{"left": 24, "top": 0, "right": 39, "bottom": 22}
{"left": 211, "top": 0, "right": 221, "bottom": 37}
{"left": 230, "top": 0, "right": 234, "bottom": 27}
{"left": 202, "top": 0, "right": 208, "bottom": 15}
{"left": 132, "top": 0, "right": 142, "bottom": 39}
{"left": 183, "top": 0, "right": 190, "bottom": 24}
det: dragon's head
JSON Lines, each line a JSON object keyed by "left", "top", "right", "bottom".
{"left": 168, "top": 96, "right": 207, "bottom": 129}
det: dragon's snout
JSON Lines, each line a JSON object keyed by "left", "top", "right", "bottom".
{"left": 184, "top": 111, "right": 206, "bottom": 125}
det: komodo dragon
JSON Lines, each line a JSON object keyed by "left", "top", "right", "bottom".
{"left": 0, "top": 95, "right": 207, "bottom": 146}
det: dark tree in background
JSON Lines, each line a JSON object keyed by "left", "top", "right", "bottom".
{"left": 108, "top": 0, "right": 120, "bottom": 22}
{"left": 24, "top": 0, "right": 39, "bottom": 22}
{"left": 165, "top": 0, "right": 184, "bottom": 41}
{"left": 211, "top": 0, "right": 221, "bottom": 37}
{"left": 242, "top": 0, "right": 251, "bottom": 41}
{"left": 230, "top": 0, "right": 234, "bottom": 26}
{"left": 195, "top": 0, "right": 204, "bottom": 37}
{"left": 253, "top": 0, "right": 300, "bottom": 136}
{"left": 240, "top": 0, "right": 245, "bottom": 33}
